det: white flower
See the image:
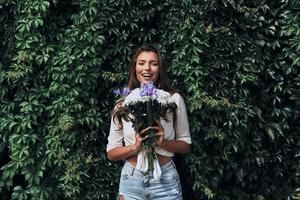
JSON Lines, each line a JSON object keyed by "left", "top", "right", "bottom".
{"left": 122, "top": 88, "right": 174, "bottom": 106}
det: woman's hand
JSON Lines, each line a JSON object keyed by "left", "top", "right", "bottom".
{"left": 154, "top": 119, "right": 165, "bottom": 147}
{"left": 141, "top": 120, "right": 165, "bottom": 147}
{"left": 134, "top": 128, "right": 150, "bottom": 152}
{"left": 135, "top": 120, "right": 165, "bottom": 149}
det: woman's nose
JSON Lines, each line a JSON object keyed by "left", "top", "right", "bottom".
{"left": 144, "top": 63, "right": 150, "bottom": 70}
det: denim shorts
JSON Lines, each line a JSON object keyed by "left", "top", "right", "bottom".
{"left": 118, "top": 160, "right": 182, "bottom": 200}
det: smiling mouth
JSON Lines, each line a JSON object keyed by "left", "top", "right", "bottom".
{"left": 142, "top": 73, "right": 153, "bottom": 78}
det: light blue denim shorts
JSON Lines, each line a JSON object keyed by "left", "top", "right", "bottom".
{"left": 118, "top": 160, "right": 182, "bottom": 200}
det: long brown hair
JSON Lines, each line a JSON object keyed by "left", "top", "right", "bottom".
{"left": 127, "top": 44, "right": 175, "bottom": 93}
{"left": 112, "top": 44, "right": 177, "bottom": 127}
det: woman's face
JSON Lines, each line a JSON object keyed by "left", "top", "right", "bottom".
{"left": 135, "top": 51, "right": 159, "bottom": 85}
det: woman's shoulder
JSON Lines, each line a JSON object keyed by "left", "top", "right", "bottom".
{"left": 171, "top": 92, "right": 183, "bottom": 100}
{"left": 171, "top": 92, "right": 186, "bottom": 105}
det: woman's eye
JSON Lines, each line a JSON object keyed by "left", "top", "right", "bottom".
{"left": 152, "top": 63, "right": 158, "bottom": 66}
{"left": 138, "top": 62, "right": 144, "bottom": 65}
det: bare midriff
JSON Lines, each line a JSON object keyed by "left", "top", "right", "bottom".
{"left": 127, "top": 154, "right": 172, "bottom": 166}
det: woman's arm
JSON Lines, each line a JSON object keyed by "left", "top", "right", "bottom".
{"left": 154, "top": 93, "right": 192, "bottom": 154}
{"left": 160, "top": 140, "right": 191, "bottom": 154}
{"left": 107, "top": 145, "right": 138, "bottom": 161}
{"left": 107, "top": 130, "right": 149, "bottom": 161}
{"left": 108, "top": 129, "right": 190, "bottom": 161}
{"left": 152, "top": 122, "right": 191, "bottom": 154}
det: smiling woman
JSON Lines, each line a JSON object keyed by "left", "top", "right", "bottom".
{"left": 127, "top": 45, "right": 174, "bottom": 92}
{"left": 107, "top": 44, "right": 191, "bottom": 200}
{"left": 135, "top": 51, "right": 159, "bottom": 84}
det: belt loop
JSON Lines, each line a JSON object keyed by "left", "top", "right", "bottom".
{"left": 130, "top": 166, "right": 135, "bottom": 176}
{"left": 171, "top": 159, "right": 175, "bottom": 167}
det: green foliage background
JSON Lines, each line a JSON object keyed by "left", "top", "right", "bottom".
{"left": 0, "top": 0, "right": 299, "bottom": 199}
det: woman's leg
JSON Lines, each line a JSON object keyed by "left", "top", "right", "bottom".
{"left": 118, "top": 162, "right": 146, "bottom": 200}
{"left": 148, "top": 161, "right": 183, "bottom": 200}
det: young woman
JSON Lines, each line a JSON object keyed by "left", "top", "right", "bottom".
{"left": 107, "top": 44, "right": 191, "bottom": 200}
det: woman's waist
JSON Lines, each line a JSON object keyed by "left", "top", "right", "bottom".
{"left": 125, "top": 142, "right": 175, "bottom": 157}
{"left": 127, "top": 154, "right": 172, "bottom": 167}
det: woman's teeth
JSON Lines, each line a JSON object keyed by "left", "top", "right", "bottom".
{"left": 142, "top": 74, "right": 152, "bottom": 77}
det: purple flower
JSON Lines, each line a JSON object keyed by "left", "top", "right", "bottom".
{"left": 122, "top": 87, "right": 131, "bottom": 96}
{"left": 113, "top": 87, "right": 131, "bottom": 97}
{"left": 140, "top": 81, "right": 156, "bottom": 97}
{"left": 112, "top": 89, "right": 121, "bottom": 95}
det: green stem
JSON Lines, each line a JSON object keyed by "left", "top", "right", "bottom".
{"left": 145, "top": 101, "right": 155, "bottom": 145}
{"left": 146, "top": 100, "right": 157, "bottom": 172}
{"left": 146, "top": 100, "right": 152, "bottom": 127}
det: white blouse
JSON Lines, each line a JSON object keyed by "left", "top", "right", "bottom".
{"left": 107, "top": 93, "right": 191, "bottom": 179}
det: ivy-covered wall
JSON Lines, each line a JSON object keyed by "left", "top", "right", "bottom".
{"left": 0, "top": 0, "right": 299, "bottom": 199}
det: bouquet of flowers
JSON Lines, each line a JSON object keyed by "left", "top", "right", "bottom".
{"left": 113, "top": 81, "right": 176, "bottom": 170}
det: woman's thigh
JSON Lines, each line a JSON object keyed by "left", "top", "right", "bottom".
{"left": 118, "top": 164, "right": 145, "bottom": 200}
{"left": 149, "top": 163, "right": 182, "bottom": 200}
